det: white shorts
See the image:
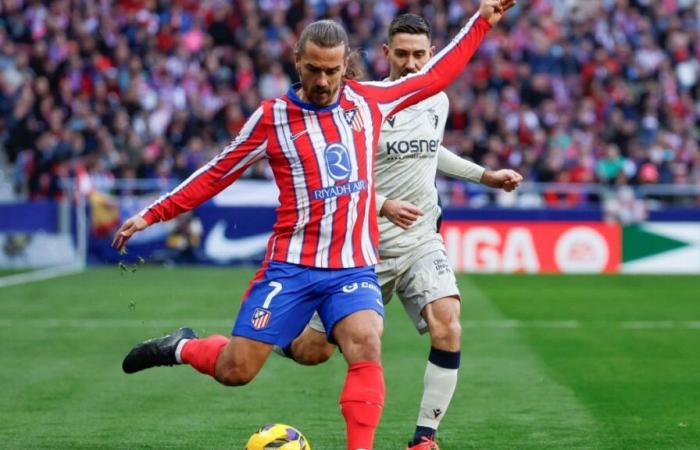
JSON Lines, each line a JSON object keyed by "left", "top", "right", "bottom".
{"left": 309, "top": 238, "right": 459, "bottom": 335}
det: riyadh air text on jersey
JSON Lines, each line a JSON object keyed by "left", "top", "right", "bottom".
{"left": 313, "top": 180, "right": 368, "bottom": 200}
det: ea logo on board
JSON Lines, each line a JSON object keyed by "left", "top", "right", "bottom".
{"left": 325, "top": 142, "right": 352, "bottom": 182}
{"left": 555, "top": 227, "right": 609, "bottom": 273}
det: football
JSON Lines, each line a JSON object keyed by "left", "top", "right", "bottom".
{"left": 245, "top": 423, "right": 311, "bottom": 450}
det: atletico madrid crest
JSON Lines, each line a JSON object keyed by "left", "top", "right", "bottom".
{"left": 343, "top": 108, "right": 365, "bottom": 132}
{"left": 251, "top": 307, "right": 272, "bottom": 330}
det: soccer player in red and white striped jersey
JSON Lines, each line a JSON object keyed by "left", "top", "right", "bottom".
{"left": 113, "top": 2, "right": 517, "bottom": 449}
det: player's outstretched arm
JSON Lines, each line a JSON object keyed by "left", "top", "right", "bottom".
{"left": 481, "top": 169, "right": 523, "bottom": 192}
{"left": 111, "top": 106, "right": 268, "bottom": 254}
{"left": 437, "top": 146, "right": 523, "bottom": 191}
{"left": 138, "top": 105, "right": 267, "bottom": 225}
{"left": 112, "top": 215, "right": 149, "bottom": 252}
{"left": 360, "top": 0, "right": 518, "bottom": 118}
{"left": 437, "top": 146, "right": 485, "bottom": 183}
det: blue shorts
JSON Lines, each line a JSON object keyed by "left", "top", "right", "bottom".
{"left": 232, "top": 261, "right": 384, "bottom": 346}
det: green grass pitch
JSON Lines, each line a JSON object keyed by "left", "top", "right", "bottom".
{"left": 1, "top": 268, "right": 699, "bottom": 449}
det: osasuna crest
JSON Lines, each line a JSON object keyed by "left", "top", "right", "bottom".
{"left": 343, "top": 108, "right": 365, "bottom": 132}
{"left": 251, "top": 307, "right": 272, "bottom": 330}
{"left": 428, "top": 108, "right": 439, "bottom": 129}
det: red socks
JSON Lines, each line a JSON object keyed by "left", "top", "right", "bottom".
{"left": 339, "top": 361, "right": 385, "bottom": 450}
{"left": 180, "top": 335, "right": 229, "bottom": 377}
{"left": 181, "top": 341, "right": 384, "bottom": 449}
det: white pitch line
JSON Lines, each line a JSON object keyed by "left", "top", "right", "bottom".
{"left": 0, "top": 319, "right": 231, "bottom": 328}
{"left": 1, "top": 318, "right": 700, "bottom": 330}
{"left": 462, "top": 320, "right": 581, "bottom": 329}
{"left": 0, "top": 264, "right": 83, "bottom": 289}
{"left": 621, "top": 321, "right": 700, "bottom": 329}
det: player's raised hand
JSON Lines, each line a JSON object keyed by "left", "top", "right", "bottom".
{"left": 112, "top": 214, "right": 149, "bottom": 252}
{"left": 481, "top": 169, "right": 523, "bottom": 192}
{"left": 380, "top": 199, "right": 424, "bottom": 230}
{"left": 480, "top": 0, "right": 518, "bottom": 26}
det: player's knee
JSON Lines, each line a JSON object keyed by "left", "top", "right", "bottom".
{"left": 446, "top": 317, "right": 462, "bottom": 340}
{"left": 342, "top": 330, "right": 382, "bottom": 361}
{"left": 430, "top": 315, "right": 461, "bottom": 346}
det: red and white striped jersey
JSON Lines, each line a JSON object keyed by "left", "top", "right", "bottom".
{"left": 141, "top": 13, "right": 491, "bottom": 269}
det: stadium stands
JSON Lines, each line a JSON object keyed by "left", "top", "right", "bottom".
{"left": 1, "top": 0, "right": 698, "bottom": 200}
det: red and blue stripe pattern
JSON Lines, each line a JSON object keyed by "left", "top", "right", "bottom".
{"left": 139, "top": 13, "right": 492, "bottom": 269}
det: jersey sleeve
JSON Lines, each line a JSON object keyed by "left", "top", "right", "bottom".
{"left": 437, "top": 146, "right": 485, "bottom": 183}
{"left": 358, "top": 12, "right": 491, "bottom": 119}
{"left": 140, "top": 105, "right": 269, "bottom": 224}
{"left": 375, "top": 192, "right": 387, "bottom": 215}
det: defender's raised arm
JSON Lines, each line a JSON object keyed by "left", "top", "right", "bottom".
{"left": 357, "top": 0, "right": 517, "bottom": 118}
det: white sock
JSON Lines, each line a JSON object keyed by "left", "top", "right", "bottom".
{"left": 416, "top": 360, "right": 459, "bottom": 430}
{"left": 174, "top": 338, "right": 190, "bottom": 364}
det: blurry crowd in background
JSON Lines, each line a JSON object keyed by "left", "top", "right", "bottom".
{"left": 0, "top": 0, "right": 699, "bottom": 205}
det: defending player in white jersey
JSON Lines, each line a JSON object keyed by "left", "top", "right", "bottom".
{"left": 276, "top": 13, "right": 523, "bottom": 450}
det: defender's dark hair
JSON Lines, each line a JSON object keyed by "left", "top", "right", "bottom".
{"left": 295, "top": 20, "right": 363, "bottom": 80}
{"left": 388, "top": 14, "right": 432, "bottom": 42}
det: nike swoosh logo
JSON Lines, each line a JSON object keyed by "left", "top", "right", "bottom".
{"left": 291, "top": 130, "right": 308, "bottom": 141}
{"left": 204, "top": 221, "right": 271, "bottom": 262}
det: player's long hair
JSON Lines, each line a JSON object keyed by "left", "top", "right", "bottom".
{"left": 295, "top": 20, "right": 364, "bottom": 81}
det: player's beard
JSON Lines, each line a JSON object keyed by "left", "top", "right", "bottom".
{"left": 309, "top": 86, "right": 333, "bottom": 105}
{"left": 313, "top": 86, "right": 332, "bottom": 97}
{"left": 296, "top": 67, "right": 337, "bottom": 106}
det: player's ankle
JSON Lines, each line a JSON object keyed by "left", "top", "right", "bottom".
{"left": 410, "top": 426, "right": 436, "bottom": 445}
